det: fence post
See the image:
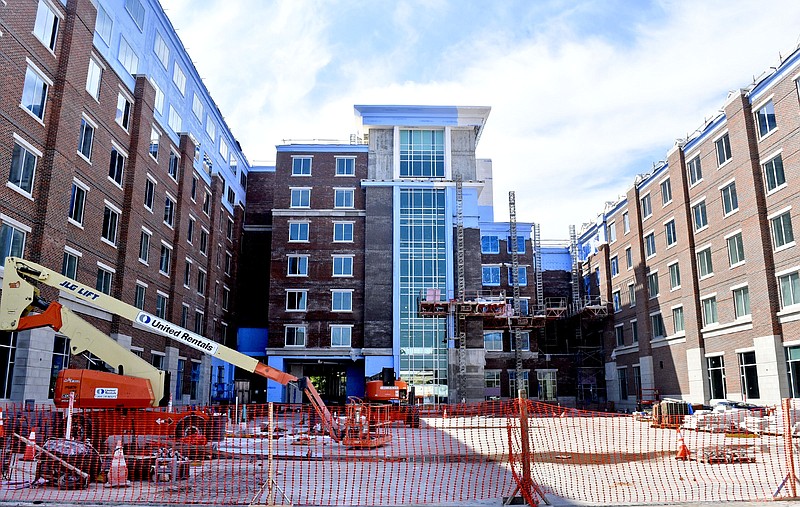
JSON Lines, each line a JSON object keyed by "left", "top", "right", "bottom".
{"left": 268, "top": 402, "right": 274, "bottom": 506}
{"left": 518, "top": 389, "right": 534, "bottom": 504}
{"left": 785, "top": 398, "right": 798, "bottom": 498}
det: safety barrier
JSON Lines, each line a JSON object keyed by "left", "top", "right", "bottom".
{"left": 1, "top": 399, "right": 800, "bottom": 505}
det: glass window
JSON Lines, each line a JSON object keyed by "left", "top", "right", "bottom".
{"left": 154, "top": 31, "right": 169, "bottom": 69}
{"left": 94, "top": 3, "right": 112, "bottom": 43}
{"left": 86, "top": 58, "right": 102, "bottom": 100}
{"left": 333, "top": 222, "right": 353, "bottom": 242}
{"left": 101, "top": 205, "right": 119, "bottom": 245}
{"left": 148, "top": 77, "right": 164, "bottom": 114}
{"left": 631, "top": 320, "right": 639, "bottom": 342}
{"left": 779, "top": 272, "right": 800, "bottom": 308}
{"left": 665, "top": 219, "right": 677, "bottom": 247}
{"left": 336, "top": 157, "right": 355, "bottom": 176}
{"left": 286, "top": 290, "right": 307, "bottom": 311}
{"left": 48, "top": 335, "right": 69, "bottom": 399}
{"left": 292, "top": 157, "right": 312, "bottom": 176}
{"left": 692, "top": 200, "right": 708, "bottom": 231}
{"left": 644, "top": 232, "right": 656, "bottom": 257}
{"left": 508, "top": 266, "right": 527, "bottom": 286}
{"left": 172, "top": 63, "right": 186, "bottom": 95}
{"left": 651, "top": 313, "right": 665, "bottom": 339}
{"left": 168, "top": 105, "right": 182, "bottom": 133}
{"left": 68, "top": 181, "right": 86, "bottom": 225}
{"left": 202, "top": 190, "right": 211, "bottom": 215}
{"left": 287, "top": 255, "right": 308, "bottom": 276}
{"left": 715, "top": 133, "right": 732, "bottom": 166}
{"left": 702, "top": 296, "right": 718, "bottom": 326}
{"left": 786, "top": 346, "right": 800, "bottom": 398}
{"left": 647, "top": 272, "right": 658, "bottom": 299}
{"left": 149, "top": 127, "right": 160, "bottom": 160}
{"left": 205, "top": 116, "right": 216, "bottom": 141}
{"left": 168, "top": 150, "right": 179, "bottom": 180}
{"left": 22, "top": 66, "right": 50, "bottom": 121}
{"left": 733, "top": 286, "right": 750, "bottom": 319}
{"left": 124, "top": 0, "right": 145, "bottom": 28}
{"left": 163, "top": 196, "right": 175, "bottom": 227}
{"left": 117, "top": 37, "right": 139, "bottom": 76}
{"left": 138, "top": 229, "right": 150, "bottom": 263}
{"left": 610, "top": 256, "right": 619, "bottom": 277}
{"left": 697, "top": 248, "right": 713, "bottom": 278}
{"left": 668, "top": 262, "right": 681, "bottom": 290}
{"left": 707, "top": 356, "right": 726, "bottom": 399}
{"left": 77, "top": 118, "right": 94, "bottom": 160}
{"left": 192, "top": 93, "right": 204, "bottom": 119}
{"left": 95, "top": 267, "right": 112, "bottom": 295}
{"left": 614, "top": 325, "right": 624, "bottom": 347}
{"left": 484, "top": 331, "right": 503, "bottom": 351}
{"left": 608, "top": 222, "right": 616, "bottom": 243}
{"left": 506, "top": 235, "right": 526, "bottom": 254}
{"left": 219, "top": 139, "right": 229, "bottom": 161}
{"left": 400, "top": 129, "right": 445, "bottom": 178}
{"left": 333, "top": 256, "right": 353, "bottom": 277}
{"left": 738, "top": 351, "right": 759, "bottom": 400}
{"left": 199, "top": 229, "right": 208, "bottom": 254}
{"left": 628, "top": 283, "right": 636, "bottom": 307}
{"left": 289, "top": 222, "right": 309, "bottom": 242}
{"left": 537, "top": 370, "right": 557, "bottom": 401}
{"left": 640, "top": 194, "right": 652, "bottom": 219}
{"left": 481, "top": 236, "right": 499, "bottom": 254}
{"left": 197, "top": 269, "right": 206, "bottom": 296}
{"left": 193, "top": 311, "right": 204, "bottom": 335}
{"left": 764, "top": 154, "right": 786, "bottom": 192}
{"left": 484, "top": 370, "right": 501, "bottom": 390}
{"left": 688, "top": 155, "right": 702, "bottom": 185}
{"left": 187, "top": 217, "right": 195, "bottom": 243}
{"left": 772, "top": 211, "right": 794, "bottom": 249}
{"left": 108, "top": 147, "right": 125, "bottom": 186}
{"left": 672, "top": 306, "right": 684, "bottom": 333}
{"left": 155, "top": 294, "right": 167, "bottom": 319}
{"left": 62, "top": 250, "right": 78, "bottom": 279}
{"left": 115, "top": 93, "right": 132, "bottom": 131}
{"left": 334, "top": 189, "right": 354, "bottom": 208}
{"left": 482, "top": 266, "right": 500, "bottom": 286}
{"left": 727, "top": 233, "right": 745, "bottom": 266}
{"left": 756, "top": 100, "right": 777, "bottom": 138}
{"left": 660, "top": 178, "right": 672, "bottom": 205}
{"left": 183, "top": 261, "right": 191, "bottom": 287}
{"left": 159, "top": 244, "right": 172, "bottom": 274}
{"left": 9, "top": 141, "right": 37, "bottom": 194}
{"left": 509, "top": 370, "right": 531, "bottom": 397}
{"left": 625, "top": 247, "right": 632, "bottom": 269}
{"left": 331, "top": 290, "right": 353, "bottom": 312}
{"left": 290, "top": 188, "right": 310, "bottom": 208}
{"left": 510, "top": 331, "right": 530, "bottom": 351}
{"left": 721, "top": 182, "right": 738, "bottom": 215}
{"left": 612, "top": 290, "right": 621, "bottom": 312}
{"left": 618, "top": 367, "right": 628, "bottom": 399}
{"left": 134, "top": 283, "right": 145, "bottom": 310}
{"left": 331, "top": 326, "right": 352, "bottom": 347}
{"left": 285, "top": 326, "right": 306, "bottom": 347}
{"left": 622, "top": 212, "right": 630, "bottom": 233}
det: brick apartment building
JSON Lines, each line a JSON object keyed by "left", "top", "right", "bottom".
{"left": 581, "top": 46, "right": 800, "bottom": 410}
{"left": 0, "top": 0, "right": 247, "bottom": 405}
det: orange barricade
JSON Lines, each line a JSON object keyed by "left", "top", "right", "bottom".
{"left": 0, "top": 399, "right": 797, "bottom": 505}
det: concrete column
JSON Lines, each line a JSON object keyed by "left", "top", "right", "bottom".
{"left": 10, "top": 328, "right": 54, "bottom": 403}
{"left": 754, "top": 334, "right": 786, "bottom": 404}
{"left": 110, "top": 333, "right": 132, "bottom": 349}
{"left": 639, "top": 355, "right": 654, "bottom": 391}
{"left": 197, "top": 355, "right": 212, "bottom": 405}
{"left": 164, "top": 346, "right": 179, "bottom": 404}
{"left": 605, "top": 361, "right": 619, "bottom": 402}
{"left": 686, "top": 347, "right": 707, "bottom": 404}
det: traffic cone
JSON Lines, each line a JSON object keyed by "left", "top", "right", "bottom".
{"left": 106, "top": 440, "right": 130, "bottom": 487}
{"left": 675, "top": 427, "right": 691, "bottom": 461}
{"left": 21, "top": 429, "right": 36, "bottom": 461}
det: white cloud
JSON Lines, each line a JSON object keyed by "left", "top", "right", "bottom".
{"left": 160, "top": 0, "right": 800, "bottom": 237}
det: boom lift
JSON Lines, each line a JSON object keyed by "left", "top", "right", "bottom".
{"left": 0, "top": 257, "right": 389, "bottom": 447}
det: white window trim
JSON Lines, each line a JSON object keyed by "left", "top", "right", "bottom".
{"left": 330, "top": 324, "right": 353, "bottom": 348}
{"left": 640, "top": 192, "right": 652, "bottom": 220}
{"left": 607, "top": 221, "right": 616, "bottom": 244}
{"left": 730, "top": 281, "right": 749, "bottom": 292}
{"left": 768, "top": 205, "right": 793, "bottom": 221}
{"left": 760, "top": 147, "right": 783, "bottom": 166}
{"left": 12, "top": 132, "right": 43, "bottom": 158}
{"left": 96, "top": 260, "right": 116, "bottom": 274}
{"left": 643, "top": 229, "right": 656, "bottom": 259}
{"left": 717, "top": 177, "right": 736, "bottom": 190}
{"left": 285, "top": 289, "right": 309, "bottom": 312}
{"left": 103, "top": 199, "right": 122, "bottom": 215}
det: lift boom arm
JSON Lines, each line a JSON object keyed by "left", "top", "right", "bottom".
{"left": 0, "top": 257, "right": 338, "bottom": 437}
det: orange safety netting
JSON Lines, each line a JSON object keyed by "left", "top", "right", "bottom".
{"left": 1, "top": 399, "right": 799, "bottom": 505}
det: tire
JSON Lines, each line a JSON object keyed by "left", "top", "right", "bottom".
{"left": 175, "top": 415, "right": 206, "bottom": 439}
{"left": 58, "top": 472, "right": 89, "bottom": 490}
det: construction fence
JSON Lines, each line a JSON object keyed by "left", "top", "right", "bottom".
{"left": 2, "top": 398, "right": 800, "bottom": 505}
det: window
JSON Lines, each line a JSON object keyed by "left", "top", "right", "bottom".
{"left": 333, "top": 255, "right": 353, "bottom": 277}
{"left": 733, "top": 286, "right": 750, "bottom": 319}
{"left": 191, "top": 175, "right": 198, "bottom": 201}
{"left": 633, "top": 366, "right": 641, "bottom": 402}
{"left": 614, "top": 325, "right": 624, "bottom": 347}
{"left": 219, "top": 138, "right": 229, "bottom": 161}
{"left": 727, "top": 232, "right": 745, "bottom": 266}
{"left": 787, "top": 346, "right": 800, "bottom": 398}
{"left": 771, "top": 211, "right": 794, "bottom": 249}
{"left": 150, "top": 352, "right": 164, "bottom": 370}
{"left": 168, "top": 150, "right": 179, "bottom": 180}
{"left": 134, "top": 283, "right": 146, "bottom": 310}
{"left": 86, "top": 58, "right": 102, "bottom": 100}
{"left": 286, "top": 290, "right": 307, "bottom": 311}
{"left": 192, "top": 93, "right": 204, "bottom": 119}
{"left": 289, "top": 222, "right": 309, "bottom": 242}
{"left": 697, "top": 248, "right": 713, "bottom": 278}
{"left": 287, "top": 255, "right": 308, "bottom": 276}
{"left": 707, "top": 356, "right": 726, "bottom": 399}
{"left": 224, "top": 251, "right": 233, "bottom": 275}
{"left": 508, "top": 266, "right": 527, "bottom": 286}
{"left": 180, "top": 304, "right": 189, "bottom": 327}
{"left": 608, "top": 222, "right": 616, "bottom": 243}
{"left": 736, "top": 351, "right": 759, "bottom": 400}
{"left": 199, "top": 229, "right": 208, "bottom": 255}
{"left": 153, "top": 31, "right": 169, "bottom": 68}
{"left": 509, "top": 371, "right": 531, "bottom": 396}
{"left": 94, "top": 3, "right": 112, "bottom": 43}
{"left": 485, "top": 370, "right": 501, "bottom": 391}
{"left": 49, "top": 335, "right": 70, "bottom": 399}
{"left": 285, "top": 326, "right": 306, "bottom": 347}
{"left": 692, "top": 200, "right": 708, "bottom": 231}
{"left": 625, "top": 247, "right": 632, "bottom": 269}
{"left": 331, "top": 290, "right": 353, "bottom": 312}
{"left": 159, "top": 243, "right": 172, "bottom": 274}
{"left": 149, "top": 77, "right": 164, "bottom": 114}
{"left": 333, "top": 222, "right": 353, "bottom": 242}
{"left": 688, "top": 155, "right": 702, "bottom": 186}
{"left": 117, "top": 37, "right": 139, "bottom": 76}
{"left": 780, "top": 271, "right": 800, "bottom": 308}
{"left": 101, "top": 204, "right": 119, "bottom": 245}
{"left": 537, "top": 371, "right": 557, "bottom": 401}
{"left": 721, "top": 182, "right": 738, "bottom": 215}
{"left": 202, "top": 190, "right": 211, "bottom": 215}
{"left": 640, "top": 194, "right": 652, "bottom": 219}
{"left": 622, "top": 212, "right": 630, "bottom": 233}
{"left": 290, "top": 188, "right": 310, "bottom": 208}
{"left": 661, "top": 178, "right": 672, "bottom": 205}
{"left": 481, "top": 236, "right": 499, "bottom": 254}
{"left": 61, "top": 250, "right": 78, "bottom": 279}
{"left": 510, "top": 331, "right": 530, "bottom": 351}
{"left": 95, "top": 266, "right": 112, "bottom": 295}
{"left": 187, "top": 217, "right": 195, "bottom": 243}
{"left": 756, "top": 100, "right": 777, "bottom": 138}
{"left": 506, "top": 235, "right": 526, "bottom": 254}
{"left": 226, "top": 218, "right": 234, "bottom": 241}
{"left": 163, "top": 195, "right": 176, "bottom": 227}
{"left": 149, "top": 127, "right": 160, "bottom": 160}
{"left": 115, "top": 93, "right": 132, "bottom": 131}
{"left": 205, "top": 116, "right": 216, "bottom": 140}
{"left": 672, "top": 306, "right": 684, "bottom": 333}
{"left": 610, "top": 290, "right": 621, "bottom": 313}
{"left": 764, "top": 154, "right": 786, "bottom": 192}
{"left": 668, "top": 262, "right": 681, "bottom": 290}
{"left": 9, "top": 140, "right": 38, "bottom": 194}
{"left": 631, "top": 320, "right": 639, "bottom": 343}
{"left": 650, "top": 313, "right": 665, "bottom": 339}
{"left": 124, "top": 0, "right": 145, "bottom": 28}
{"left": 194, "top": 310, "right": 204, "bottom": 335}
{"left": 222, "top": 286, "right": 230, "bottom": 310}
{"left": 715, "top": 133, "right": 732, "bottom": 166}
{"left": 77, "top": 117, "right": 94, "bottom": 160}
{"left": 647, "top": 272, "right": 658, "bottom": 299}
{"left": 610, "top": 256, "right": 619, "bottom": 277}
{"left": 628, "top": 282, "right": 636, "bottom": 307}
{"left": 331, "top": 326, "right": 352, "bottom": 347}
{"left": 482, "top": 266, "right": 500, "bottom": 286}
{"left": 183, "top": 260, "right": 191, "bottom": 287}
{"left": 172, "top": 63, "right": 186, "bottom": 95}
{"left": 334, "top": 188, "right": 355, "bottom": 208}
{"left": 138, "top": 229, "right": 150, "bottom": 263}
{"left": 336, "top": 157, "right": 355, "bottom": 176}
{"left": 665, "top": 219, "right": 677, "bottom": 247}
{"left": 34, "top": 0, "right": 60, "bottom": 50}
{"left": 196, "top": 268, "right": 206, "bottom": 296}
{"left": 108, "top": 147, "right": 125, "bottom": 187}
{"left": 702, "top": 296, "right": 718, "bottom": 326}
{"left": 618, "top": 367, "right": 628, "bottom": 400}
{"left": 644, "top": 232, "right": 656, "bottom": 258}
{"left": 484, "top": 331, "right": 503, "bottom": 351}
{"left": 292, "top": 157, "right": 312, "bottom": 176}
{"left": 155, "top": 293, "right": 168, "bottom": 319}
{"left": 400, "top": 129, "right": 444, "bottom": 177}
{"left": 168, "top": 105, "right": 182, "bottom": 133}
{"left": 68, "top": 180, "right": 86, "bottom": 225}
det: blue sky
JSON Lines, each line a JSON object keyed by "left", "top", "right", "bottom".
{"left": 160, "top": 0, "right": 800, "bottom": 238}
